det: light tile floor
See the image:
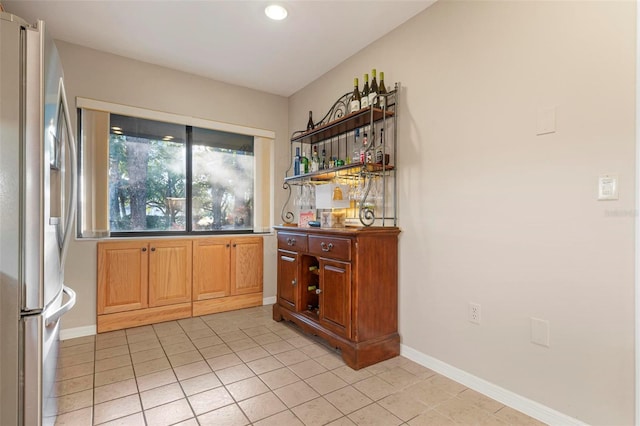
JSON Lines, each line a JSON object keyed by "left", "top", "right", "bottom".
{"left": 54, "top": 305, "right": 546, "bottom": 426}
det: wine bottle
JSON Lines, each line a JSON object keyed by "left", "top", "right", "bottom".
{"left": 370, "top": 69, "right": 379, "bottom": 108}
{"left": 361, "top": 74, "right": 370, "bottom": 109}
{"left": 294, "top": 147, "right": 301, "bottom": 176}
{"left": 301, "top": 151, "right": 309, "bottom": 174}
{"left": 378, "top": 71, "right": 387, "bottom": 109}
{"left": 307, "top": 111, "right": 314, "bottom": 131}
{"left": 349, "top": 78, "right": 361, "bottom": 113}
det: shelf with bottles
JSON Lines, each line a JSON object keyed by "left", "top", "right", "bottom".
{"left": 292, "top": 107, "right": 394, "bottom": 146}
{"left": 289, "top": 114, "right": 397, "bottom": 181}
{"left": 284, "top": 161, "right": 395, "bottom": 183}
{"left": 281, "top": 76, "right": 398, "bottom": 227}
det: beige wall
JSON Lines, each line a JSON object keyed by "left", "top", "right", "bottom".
{"left": 57, "top": 41, "right": 289, "bottom": 334}
{"left": 288, "top": 1, "right": 636, "bottom": 424}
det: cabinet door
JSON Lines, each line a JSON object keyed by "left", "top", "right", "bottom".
{"left": 231, "top": 237, "right": 263, "bottom": 295}
{"left": 148, "top": 240, "right": 192, "bottom": 307}
{"left": 319, "top": 259, "right": 352, "bottom": 338}
{"left": 193, "top": 238, "right": 231, "bottom": 300}
{"left": 97, "top": 241, "right": 148, "bottom": 314}
{"left": 277, "top": 250, "right": 298, "bottom": 311}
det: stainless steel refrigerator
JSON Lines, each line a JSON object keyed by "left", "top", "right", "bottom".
{"left": 0, "top": 12, "right": 77, "bottom": 426}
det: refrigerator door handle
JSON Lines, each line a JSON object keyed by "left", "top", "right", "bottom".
{"left": 58, "top": 78, "right": 77, "bottom": 269}
{"left": 44, "top": 285, "right": 76, "bottom": 327}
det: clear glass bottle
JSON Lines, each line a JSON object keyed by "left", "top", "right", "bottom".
{"left": 360, "top": 132, "right": 368, "bottom": 164}
{"left": 311, "top": 146, "right": 319, "bottom": 172}
{"left": 352, "top": 128, "right": 361, "bottom": 164}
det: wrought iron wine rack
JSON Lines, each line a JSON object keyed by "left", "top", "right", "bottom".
{"left": 281, "top": 83, "right": 398, "bottom": 227}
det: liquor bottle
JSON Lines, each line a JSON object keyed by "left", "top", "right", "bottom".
{"left": 370, "top": 69, "right": 379, "bottom": 108}
{"left": 320, "top": 148, "right": 327, "bottom": 170}
{"left": 294, "top": 147, "right": 301, "bottom": 176}
{"left": 349, "top": 78, "right": 361, "bottom": 113}
{"left": 311, "top": 146, "right": 319, "bottom": 172}
{"left": 352, "top": 128, "right": 361, "bottom": 164}
{"left": 307, "top": 111, "right": 314, "bottom": 132}
{"left": 360, "top": 132, "right": 368, "bottom": 163}
{"left": 378, "top": 71, "right": 387, "bottom": 109}
{"left": 361, "top": 74, "right": 370, "bottom": 109}
{"left": 375, "top": 129, "right": 384, "bottom": 165}
{"left": 301, "top": 151, "right": 309, "bottom": 174}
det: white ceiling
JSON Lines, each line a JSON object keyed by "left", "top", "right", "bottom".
{"left": 3, "top": 0, "right": 434, "bottom": 97}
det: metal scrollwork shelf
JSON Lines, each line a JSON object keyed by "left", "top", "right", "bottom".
{"left": 281, "top": 83, "right": 399, "bottom": 227}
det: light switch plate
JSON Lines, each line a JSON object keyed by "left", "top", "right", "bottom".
{"left": 598, "top": 174, "right": 619, "bottom": 200}
{"left": 531, "top": 317, "right": 550, "bottom": 347}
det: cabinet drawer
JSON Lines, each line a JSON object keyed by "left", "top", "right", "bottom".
{"left": 309, "top": 235, "right": 351, "bottom": 261}
{"left": 277, "top": 232, "right": 308, "bottom": 252}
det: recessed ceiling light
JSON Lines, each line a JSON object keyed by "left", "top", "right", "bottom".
{"left": 265, "top": 4, "right": 287, "bottom": 21}
{"left": 112, "top": 130, "right": 123, "bottom": 135}
{"left": 111, "top": 126, "right": 122, "bottom": 131}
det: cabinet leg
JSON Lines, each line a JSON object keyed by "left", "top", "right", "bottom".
{"left": 272, "top": 304, "right": 283, "bottom": 322}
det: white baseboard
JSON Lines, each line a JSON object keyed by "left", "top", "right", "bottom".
{"left": 60, "top": 299, "right": 276, "bottom": 341}
{"left": 400, "top": 344, "right": 586, "bottom": 426}
{"left": 60, "top": 325, "right": 96, "bottom": 341}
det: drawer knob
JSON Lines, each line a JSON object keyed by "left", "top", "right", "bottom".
{"left": 320, "top": 242, "right": 334, "bottom": 252}
{"left": 141, "top": 247, "right": 147, "bottom": 252}
{"left": 286, "top": 238, "right": 296, "bottom": 246}
{"left": 291, "top": 279, "right": 297, "bottom": 286}
{"left": 315, "top": 288, "right": 322, "bottom": 294}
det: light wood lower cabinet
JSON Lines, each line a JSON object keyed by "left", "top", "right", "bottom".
{"left": 192, "top": 237, "right": 263, "bottom": 316}
{"left": 98, "top": 237, "right": 263, "bottom": 333}
{"left": 148, "top": 240, "right": 192, "bottom": 307}
{"left": 97, "top": 241, "right": 149, "bottom": 315}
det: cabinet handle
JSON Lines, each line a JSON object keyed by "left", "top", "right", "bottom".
{"left": 233, "top": 243, "right": 237, "bottom": 247}
{"left": 226, "top": 244, "right": 230, "bottom": 248}
{"left": 315, "top": 288, "right": 322, "bottom": 294}
{"left": 291, "top": 279, "right": 297, "bottom": 286}
{"left": 151, "top": 247, "right": 156, "bottom": 252}
{"left": 286, "top": 238, "right": 296, "bottom": 246}
{"left": 320, "top": 242, "right": 334, "bottom": 252}
{"left": 141, "top": 247, "right": 147, "bottom": 252}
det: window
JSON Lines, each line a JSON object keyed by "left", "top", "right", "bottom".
{"left": 108, "top": 115, "right": 188, "bottom": 232}
{"left": 191, "top": 127, "right": 254, "bottom": 231}
{"left": 77, "top": 99, "right": 273, "bottom": 237}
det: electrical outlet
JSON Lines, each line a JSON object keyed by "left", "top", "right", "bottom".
{"left": 468, "top": 302, "right": 481, "bottom": 324}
